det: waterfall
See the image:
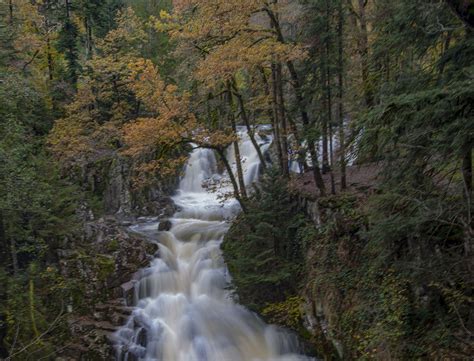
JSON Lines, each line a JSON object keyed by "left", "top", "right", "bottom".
{"left": 114, "top": 127, "right": 313, "bottom": 361}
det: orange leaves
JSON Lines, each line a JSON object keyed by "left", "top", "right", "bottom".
{"left": 174, "top": 0, "right": 263, "bottom": 40}
{"left": 123, "top": 117, "right": 174, "bottom": 157}
{"left": 127, "top": 59, "right": 192, "bottom": 122}
{"left": 123, "top": 57, "right": 237, "bottom": 163}
{"left": 123, "top": 59, "right": 218, "bottom": 179}
{"left": 194, "top": 34, "right": 306, "bottom": 88}
{"left": 162, "top": 0, "right": 306, "bottom": 93}
{"left": 50, "top": 4, "right": 263, "bottom": 183}
{"left": 98, "top": 7, "right": 146, "bottom": 57}
{"left": 49, "top": 81, "right": 98, "bottom": 165}
{"left": 128, "top": 59, "right": 166, "bottom": 113}
{"left": 48, "top": 116, "right": 94, "bottom": 165}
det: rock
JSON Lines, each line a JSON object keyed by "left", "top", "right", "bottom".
{"left": 94, "top": 321, "right": 119, "bottom": 332}
{"left": 57, "top": 249, "right": 78, "bottom": 259}
{"left": 57, "top": 215, "right": 158, "bottom": 359}
{"left": 162, "top": 203, "right": 177, "bottom": 217}
{"left": 104, "top": 156, "right": 132, "bottom": 215}
{"left": 121, "top": 280, "right": 137, "bottom": 305}
{"left": 137, "top": 327, "right": 147, "bottom": 347}
{"left": 158, "top": 219, "right": 172, "bottom": 231}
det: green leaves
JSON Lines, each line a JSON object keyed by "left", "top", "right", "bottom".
{"left": 359, "top": 79, "right": 474, "bottom": 189}
{"left": 222, "top": 168, "right": 309, "bottom": 311}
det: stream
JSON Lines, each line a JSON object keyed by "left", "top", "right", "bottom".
{"left": 114, "top": 129, "right": 313, "bottom": 361}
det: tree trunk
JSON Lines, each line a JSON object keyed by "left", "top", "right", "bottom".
{"left": 232, "top": 82, "right": 267, "bottom": 170}
{"left": 287, "top": 113, "right": 301, "bottom": 146}
{"left": 0, "top": 211, "right": 8, "bottom": 358}
{"left": 84, "top": 17, "right": 93, "bottom": 59}
{"left": 259, "top": 68, "right": 279, "bottom": 153}
{"left": 287, "top": 59, "right": 326, "bottom": 194}
{"left": 270, "top": 65, "right": 285, "bottom": 171}
{"left": 29, "top": 277, "right": 40, "bottom": 338}
{"left": 0, "top": 211, "right": 7, "bottom": 273}
{"left": 445, "top": 0, "right": 474, "bottom": 28}
{"left": 461, "top": 142, "right": 472, "bottom": 256}
{"left": 8, "top": 0, "right": 13, "bottom": 24}
{"left": 438, "top": 32, "right": 452, "bottom": 81}
{"left": 10, "top": 237, "right": 18, "bottom": 275}
{"left": 357, "top": 0, "right": 373, "bottom": 107}
{"left": 227, "top": 85, "right": 247, "bottom": 200}
{"left": 265, "top": 6, "right": 326, "bottom": 194}
{"left": 46, "top": 36, "right": 53, "bottom": 81}
{"left": 216, "top": 148, "right": 247, "bottom": 213}
{"left": 325, "top": 0, "right": 335, "bottom": 193}
{"left": 321, "top": 0, "right": 332, "bottom": 175}
{"left": 65, "top": 0, "right": 70, "bottom": 18}
{"left": 329, "top": 124, "right": 336, "bottom": 194}
{"left": 276, "top": 63, "right": 289, "bottom": 177}
{"left": 338, "top": 0, "right": 347, "bottom": 190}
{"left": 462, "top": 143, "right": 472, "bottom": 203}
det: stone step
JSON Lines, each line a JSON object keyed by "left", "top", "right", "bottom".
{"left": 94, "top": 320, "right": 120, "bottom": 332}
{"left": 95, "top": 302, "right": 133, "bottom": 314}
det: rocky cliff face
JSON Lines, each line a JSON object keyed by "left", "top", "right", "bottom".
{"left": 55, "top": 155, "right": 177, "bottom": 360}
{"left": 55, "top": 216, "right": 159, "bottom": 360}
{"left": 290, "top": 166, "right": 469, "bottom": 360}
{"left": 81, "top": 154, "right": 178, "bottom": 217}
{"left": 291, "top": 168, "right": 379, "bottom": 360}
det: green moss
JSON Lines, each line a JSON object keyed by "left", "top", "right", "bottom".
{"left": 304, "top": 189, "right": 472, "bottom": 360}
{"left": 95, "top": 254, "right": 115, "bottom": 281}
{"left": 107, "top": 238, "right": 120, "bottom": 252}
{"left": 262, "top": 296, "right": 305, "bottom": 332}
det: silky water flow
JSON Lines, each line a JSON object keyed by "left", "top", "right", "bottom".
{"left": 114, "top": 128, "right": 314, "bottom": 361}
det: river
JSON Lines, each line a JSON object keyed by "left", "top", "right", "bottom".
{"left": 114, "top": 129, "right": 313, "bottom": 361}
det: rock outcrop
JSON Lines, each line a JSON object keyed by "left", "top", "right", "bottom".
{"left": 56, "top": 216, "right": 159, "bottom": 360}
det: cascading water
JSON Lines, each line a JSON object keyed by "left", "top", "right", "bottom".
{"left": 114, "top": 128, "right": 313, "bottom": 361}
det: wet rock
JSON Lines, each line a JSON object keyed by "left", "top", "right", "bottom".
{"left": 161, "top": 203, "right": 177, "bottom": 217}
{"left": 57, "top": 215, "right": 158, "bottom": 359}
{"left": 137, "top": 327, "right": 147, "bottom": 347}
{"left": 121, "top": 280, "right": 137, "bottom": 305}
{"left": 158, "top": 219, "right": 172, "bottom": 231}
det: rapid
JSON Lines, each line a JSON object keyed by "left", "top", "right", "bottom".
{"left": 114, "top": 129, "right": 313, "bottom": 361}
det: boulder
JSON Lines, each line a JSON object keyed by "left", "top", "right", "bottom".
{"left": 158, "top": 219, "right": 172, "bottom": 231}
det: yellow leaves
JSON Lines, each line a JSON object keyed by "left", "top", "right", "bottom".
{"left": 128, "top": 59, "right": 166, "bottom": 112}
{"left": 66, "top": 82, "right": 96, "bottom": 114}
{"left": 48, "top": 76, "right": 126, "bottom": 167}
{"left": 49, "top": 116, "right": 94, "bottom": 165}
{"left": 123, "top": 111, "right": 192, "bottom": 154}
{"left": 49, "top": 83, "right": 96, "bottom": 161}
{"left": 262, "top": 296, "right": 304, "bottom": 330}
{"left": 122, "top": 57, "right": 237, "bottom": 177}
{"left": 127, "top": 59, "right": 195, "bottom": 131}
{"left": 122, "top": 114, "right": 189, "bottom": 188}
{"left": 50, "top": 0, "right": 248, "bottom": 181}
{"left": 98, "top": 7, "right": 146, "bottom": 56}
{"left": 164, "top": 0, "right": 307, "bottom": 93}
{"left": 194, "top": 35, "right": 305, "bottom": 89}
{"left": 171, "top": 0, "right": 264, "bottom": 44}
{"left": 151, "top": 12, "right": 181, "bottom": 34}
{"left": 193, "top": 127, "right": 237, "bottom": 149}
{"left": 159, "top": 10, "right": 172, "bottom": 20}
{"left": 172, "top": 0, "right": 198, "bottom": 13}
{"left": 123, "top": 60, "right": 199, "bottom": 179}
{"left": 166, "top": 84, "right": 179, "bottom": 94}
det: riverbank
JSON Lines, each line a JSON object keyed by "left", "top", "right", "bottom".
{"left": 222, "top": 164, "right": 472, "bottom": 360}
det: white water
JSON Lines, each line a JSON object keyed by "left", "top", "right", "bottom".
{"left": 114, "top": 128, "right": 313, "bottom": 361}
